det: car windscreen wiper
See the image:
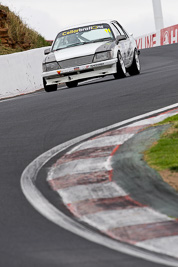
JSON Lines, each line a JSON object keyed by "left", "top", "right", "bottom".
{"left": 53, "top": 42, "right": 89, "bottom": 52}
{"left": 90, "top": 38, "right": 114, "bottom": 43}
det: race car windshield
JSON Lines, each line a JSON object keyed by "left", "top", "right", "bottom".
{"left": 52, "top": 24, "right": 114, "bottom": 51}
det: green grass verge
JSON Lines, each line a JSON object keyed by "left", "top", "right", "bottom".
{"left": 144, "top": 114, "right": 178, "bottom": 172}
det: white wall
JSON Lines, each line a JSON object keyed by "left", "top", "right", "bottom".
{"left": 0, "top": 47, "right": 47, "bottom": 99}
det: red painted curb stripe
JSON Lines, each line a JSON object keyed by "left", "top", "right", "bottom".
{"left": 92, "top": 125, "right": 145, "bottom": 139}
{"left": 107, "top": 221, "right": 178, "bottom": 244}
{"left": 54, "top": 146, "right": 116, "bottom": 166}
{"left": 110, "top": 145, "right": 120, "bottom": 157}
{"left": 48, "top": 171, "right": 110, "bottom": 190}
{"left": 67, "top": 196, "right": 145, "bottom": 217}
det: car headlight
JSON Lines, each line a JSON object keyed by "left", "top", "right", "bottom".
{"left": 42, "top": 61, "right": 60, "bottom": 72}
{"left": 93, "top": 51, "right": 111, "bottom": 62}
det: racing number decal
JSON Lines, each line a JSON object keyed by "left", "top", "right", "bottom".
{"left": 105, "top": 28, "right": 111, "bottom": 33}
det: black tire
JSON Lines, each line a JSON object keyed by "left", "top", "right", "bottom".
{"left": 114, "top": 52, "right": 126, "bottom": 79}
{"left": 66, "top": 81, "right": 78, "bottom": 88}
{"left": 43, "top": 78, "right": 57, "bottom": 92}
{"left": 127, "top": 50, "right": 141, "bottom": 76}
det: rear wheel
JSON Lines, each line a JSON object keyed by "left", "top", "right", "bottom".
{"left": 43, "top": 78, "right": 57, "bottom": 92}
{"left": 114, "top": 52, "right": 126, "bottom": 79}
{"left": 127, "top": 50, "right": 140, "bottom": 76}
{"left": 66, "top": 81, "right": 78, "bottom": 88}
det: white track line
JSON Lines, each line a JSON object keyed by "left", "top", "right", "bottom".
{"left": 137, "top": 236, "right": 178, "bottom": 258}
{"left": 21, "top": 103, "right": 178, "bottom": 267}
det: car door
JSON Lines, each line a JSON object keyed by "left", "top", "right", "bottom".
{"left": 112, "top": 21, "right": 132, "bottom": 66}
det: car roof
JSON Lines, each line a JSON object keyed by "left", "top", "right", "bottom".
{"left": 58, "top": 20, "right": 115, "bottom": 33}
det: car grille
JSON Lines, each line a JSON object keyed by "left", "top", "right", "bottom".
{"left": 58, "top": 55, "right": 94, "bottom": 69}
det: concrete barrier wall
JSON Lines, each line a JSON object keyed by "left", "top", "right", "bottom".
{"left": 0, "top": 47, "right": 47, "bottom": 99}
{"left": 136, "top": 24, "right": 178, "bottom": 49}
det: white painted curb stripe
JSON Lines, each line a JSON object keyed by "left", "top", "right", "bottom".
{"left": 81, "top": 207, "right": 172, "bottom": 231}
{"left": 68, "top": 134, "right": 134, "bottom": 154}
{"left": 48, "top": 157, "right": 110, "bottom": 180}
{"left": 58, "top": 182, "right": 127, "bottom": 204}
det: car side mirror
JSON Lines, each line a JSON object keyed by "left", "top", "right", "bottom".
{"left": 44, "top": 48, "right": 51, "bottom": 55}
{"left": 116, "top": 35, "right": 127, "bottom": 44}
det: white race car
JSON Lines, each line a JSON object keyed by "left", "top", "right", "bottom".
{"left": 42, "top": 20, "right": 140, "bottom": 92}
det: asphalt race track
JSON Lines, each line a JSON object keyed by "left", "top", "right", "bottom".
{"left": 0, "top": 43, "right": 178, "bottom": 267}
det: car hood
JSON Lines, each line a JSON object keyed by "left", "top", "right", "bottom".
{"left": 53, "top": 41, "right": 114, "bottom": 61}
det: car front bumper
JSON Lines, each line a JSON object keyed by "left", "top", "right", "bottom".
{"left": 42, "top": 58, "right": 118, "bottom": 85}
